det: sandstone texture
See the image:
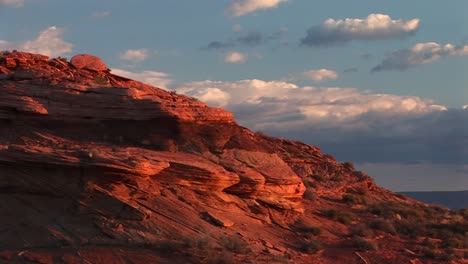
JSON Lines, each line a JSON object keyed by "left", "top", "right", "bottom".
{"left": 70, "top": 54, "right": 109, "bottom": 72}
{"left": 0, "top": 51, "right": 465, "bottom": 264}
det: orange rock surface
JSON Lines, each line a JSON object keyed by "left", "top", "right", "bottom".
{"left": 0, "top": 51, "right": 465, "bottom": 264}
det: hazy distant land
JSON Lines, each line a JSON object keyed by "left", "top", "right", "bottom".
{"left": 399, "top": 191, "right": 468, "bottom": 210}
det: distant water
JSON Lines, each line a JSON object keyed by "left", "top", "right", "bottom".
{"left": 399, "top": 191, "right": 468, "bottom": 210}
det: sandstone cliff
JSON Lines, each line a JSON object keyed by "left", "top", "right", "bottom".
{"left": 0, "top": 51, "right": 466, "bottom": 264}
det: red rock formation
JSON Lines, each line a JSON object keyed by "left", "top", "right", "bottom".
{"left": 0, "top": 51, "right": 465, "bottom": 264}
{"left": 70, "top": 54, "right": 109, "bottom": 72}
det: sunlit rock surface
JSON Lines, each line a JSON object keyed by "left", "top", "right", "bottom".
{"left": 0, "top": 51, "right": 464, "bottom": 264}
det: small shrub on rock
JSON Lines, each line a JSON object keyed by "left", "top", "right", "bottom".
{"left": 310, "top": 174, "right": 325, "bottom": 182}
{"left": 302, "top": 189, "right": 316, "bottom": 201}
{"left": 301, "top": 226, "right": 322, "bottom": 236}
{"left": 342, "top": 161, "right": 355, "bottom": 171}
{"left": 219, "top": 235, "right": 250, "bottom": 254}
{"left": 369, "top": 219, "right": 396, "bottom": 235}
{"left": 300, "top": 240, "right": 322, "bottom": 254}
{"left": 342, "top": 194, "right": 367, "bottom": 205}
{"left": 441, "top": 237, "right": 466, "bottom": 249}
{"left": 351, "top": 237, "right": 378, "bottom": 251}
{"left": 349, "top": 223, "right": 374, "bottom": 238}
{"left": 330, "top": 175, "right": 343, "bottom": 181}
{"left": 322, "top": 209, "right": 355, "bottom": 225}
{"left": 206, "top": 252, "right": 236, "bottom": 264}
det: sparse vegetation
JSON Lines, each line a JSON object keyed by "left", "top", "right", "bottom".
{"left": 421, "top": 237, "right": 435, "bottom": 247}
{"left": 187, "top": 235, "right": 215, "bottom": 255}
{"left": 299, "top": 225, "right": 322, "bottom": 236}
{"left": 421, "top": 247, "right": 438, "bottom": 259}
{"left": 145, "top": 240, "right": 184, "bottom": 255}
{"left": 0, "top": 50, "right": 10, "bottom": 58}
{"left": 349, "top": 223, "right": 374, "bottom": 238}
{"left": 352, "top": 171, "right": 368, "bottom": 181}
{"left": 394, "top": 219, "right": 427, "bottom": 238}
{"left": 369, "top": 219, "right": 396, "bottom": 235}
{"left": 219, "top": 235, "right": 250, "bottom": 254}
{"left": 310, "top": 174, "right": 325, "bottom": 182}
{"left": 365, "top": 201, "right": 468, "bottom": 246}
{"left": 351, "top": 237, "right": 378, "bottom": 251}
{"left": 395, "top": 193, "right": 407, "bottom": 199}
{"left": 456, "top": 208, "right": 468, "bottom": 219}
{"left": 440, "top": 237, "right": 466, "bottom": 249}
{"left": 304, "top": 180, "right": 317, "bottom": 188}
{"left": 322, "top": 209, "right": 355, "bottom": 225}
{"left": 342, "top": 161, "right": 355, "bottom": 171}
{"left": 330, "top": 175, "right": 343, "bottom": 181}
{"left": 302, "top": 189, "right": 316, "bottom": 201}
{"left": 206, "top": 252, "right": 236, "bottom": 264}
{"left": 351, "top": 186, "right": 368, "bottom": 195}
{"left": 94, "top": 76, "right": 109, "bottom": 85}
{"left": 300, "top": 240, "right": 322, "bottom": 254}
{"left": 342, "top": 194, "right": 367, "bottom": 205}
{"left": 367, "top": 201, "right": 425, "bottom": 219}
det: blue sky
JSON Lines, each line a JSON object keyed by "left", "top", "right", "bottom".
{"left": 1, "top": 0, "right": 467, "bottom": 191}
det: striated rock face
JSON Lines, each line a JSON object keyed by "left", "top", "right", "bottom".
{"left": 0, "top": 52, "right": 233, "bottom": 122}
{"left": 0, "top": 51, "right": 465, "bottom": 264}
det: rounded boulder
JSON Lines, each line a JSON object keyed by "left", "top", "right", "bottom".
{"left": 70, "top": 54, "right": 108, "bottom": 72}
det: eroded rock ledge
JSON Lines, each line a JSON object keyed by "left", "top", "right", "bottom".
{"left": 0, "top": 52, "right": 234, "bottom": 122}
{"left": 0, "top": 51, "right": 310, "bottom": 211}
{"left": 0, "top": 51, "right": 410, "bottom": 264}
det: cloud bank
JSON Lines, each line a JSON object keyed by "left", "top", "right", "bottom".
{"left": 176, "top": 79, "right": 446, "bottom": 127}
{"left": 0, "top": 26, "right": 73, "bottom": 57}
{"left": 119, "top": 49, "right": 149, "bottom": 63}
{"left": 175, "top": 79, "right": 468, "bottom": 169}
{"left": 227, "top": 0, "right": 288, "bottom": 17}
{"left": 111, "top": 69, "right": 172, "bottom": 89}
{"left": 301, "top": 14, "right": 420, "bottom": 47}
{"left": 372, "top": 42, "right": 468, "bottom": 72}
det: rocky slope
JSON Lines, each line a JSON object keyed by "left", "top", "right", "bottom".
{"left": 0, "top": 51, "right": 466, "bottom": 264}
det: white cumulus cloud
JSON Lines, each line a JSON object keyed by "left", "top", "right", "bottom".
{"left": 176, "top": 79, "right": 446, "bottom": 131}
{"left": 227, "top": 0, "right": 288, "bottom": 17}
{"left": 303, "top": 69, "right": 338, "bottom": 82}
{"left": 0, "top": 26, "right": 72, "bottom": 57}
{"left": 176, "top": 78, "right": 468, "bottom": 171}
{"left": 119, "top": 49, "right": 149, "bottom": 63}
{"left": 186, "top": 88, "right": 231, "bottom": 107}
{"left": 224, "top": 51, "right": 247, "bottom": 64}
{"left": 301, "top": 14, "right": 420, "bottom": 46}
{"left": 372, "top": 42, "right": 468, "bottom": 72}
{"left": 0, "top": 0, "right": 24, "bottom": 7}
{"left": 111, "top": 68, "right": 172, "bottom": 90}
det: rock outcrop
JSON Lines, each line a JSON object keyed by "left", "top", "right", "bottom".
{"left": 0, "top": 51, "right": 465, "bottom": 264}
{"left": 70, "top": 54, "right": 109, "bottom": 72}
